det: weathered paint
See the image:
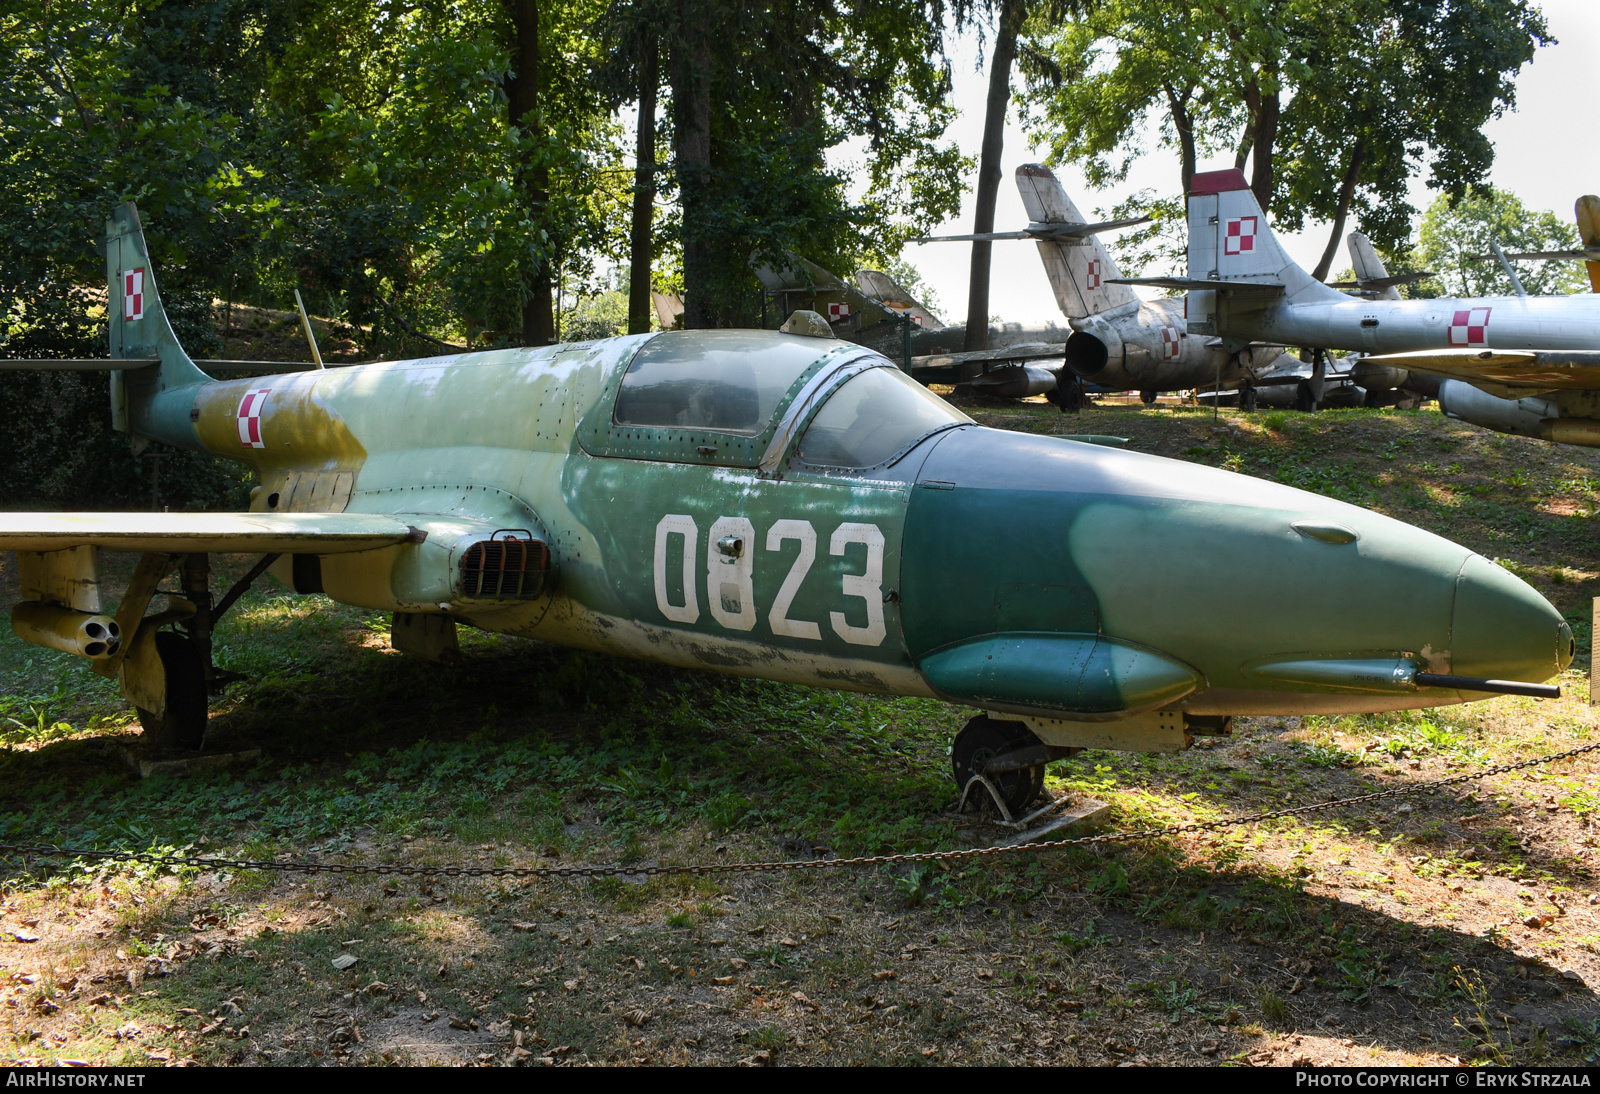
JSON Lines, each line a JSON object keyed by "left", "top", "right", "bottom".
{"left": 0, "top": 202, "right": 1578, "bottom": 741}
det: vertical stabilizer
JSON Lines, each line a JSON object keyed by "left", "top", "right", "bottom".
{"left": 1184, "top": 170, "right": 1342, "bottom": 305}
{"left": 1347, "top": 232, "right": 1400, "bottom": 301}
{"left": 854, "top": 269, "right": 944, "bottom": 328}
{"left": 104, "top": 202, "right": 212, "bottom": 436}
{"left": 1015, "top": 164, "right": 1139, "bottom": 320}
{"left": 1576, "top": 195, "right": 1600, "bottom": 293}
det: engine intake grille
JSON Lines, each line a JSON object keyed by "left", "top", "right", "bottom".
{"left": 460, "top": 535, "right": 550, "bottom": 600}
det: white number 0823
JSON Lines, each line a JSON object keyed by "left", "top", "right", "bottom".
{"left": 652, "top": 515, "right": 885, "bottom": 647}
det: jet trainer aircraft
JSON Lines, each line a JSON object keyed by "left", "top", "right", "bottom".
{"left": 0, "top": 204, "right": 1574, "bottom": 813}
{"left": 1123, "top": 169, "right": 1600, "bottom": 446}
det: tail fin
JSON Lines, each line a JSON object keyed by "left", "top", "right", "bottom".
{"left": 1576, "top": 195, "right": 1600, "bottom": 293}
{"left": 1347, "top": 232, "right": 1400, "bottom": 301}
{"left": 105, "top": 202, "right": 211, "bottom": 433}
{"left": 853, "top": 269, "right": 944, "bottom": 328}
{"left": 1015, "top": 164, "right": 1140, "bottom": 320}
{"left": 1185, "top": 170, "right": 1341, "bottom": 305}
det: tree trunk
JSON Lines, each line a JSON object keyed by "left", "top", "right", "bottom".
{"left": 1249, "top": 83, "right": 1280, "bottom": 213}
{"left": 963, "top": 0, "right": 1020, "bottom": 352}
{"left": 507, "top": 0, "right": 554, "bottom": 345}
{"left": 1163, "top": 81, "right": 1196, "bottom": 193}
{"left": 1311, "top": 138, "right": 1367, "bottom": 282}
{"left": 628, "top": 44, "right": 658, "bottom": 335}
{"left": 671, "top": 4, "right": 714, "bottom": 329}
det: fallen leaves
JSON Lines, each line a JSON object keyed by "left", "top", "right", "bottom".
{"left": 330, "top": 954, "right": 357, "bottom": 970}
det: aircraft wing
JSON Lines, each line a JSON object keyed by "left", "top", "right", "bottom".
{"left": 1, "top": 358, "right": 325, "bottom": 372}
{"left": 914, "top": 342, "right": 1065, "bottom": 366}
{"left": 909, "top": 343, "right": 1065, "bottom": 384}
{"left": 911, "top": 217, "right": 1151, "bottom": 245}
{"left": 1362, "top": 349, "right": 1600, "bottom": 390}
{"left": 0, "top": 512, "right": 419, "bottom": 554}
{"left": 1107, "top": 277, "right": 1285, "bottom": 295}
{"left": 1327, "top": 271, "right": 1434, "bottom": 290}
{"left": 911, "top": 231, "right": 1034, "bottom": 243}
{"left": 1471, "top": 249, "right": 1598, "bottom": 262}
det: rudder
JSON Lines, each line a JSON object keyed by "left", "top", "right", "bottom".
{"left": 1014, "top": 164, "right": 1139, "bottom": 320}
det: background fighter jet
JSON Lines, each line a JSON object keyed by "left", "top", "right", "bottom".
{"left": 1125, "top": 169, "right": 1600, "bottom": 446}
{"left": 918, "top": 164, "right": 1266, "bottom": 406}
{"left": 753, "top": 253, "right": 1073, "bottom": 401}
{"left": 0, "top": 204, "right": 1573, "bottom": 812}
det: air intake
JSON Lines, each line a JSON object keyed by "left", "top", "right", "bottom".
{"left": 459, "top": 532, "right": 551, "bottom": 600}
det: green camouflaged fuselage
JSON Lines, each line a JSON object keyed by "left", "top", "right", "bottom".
{"left": 125, "top": 331, "right": 1572, "bottom": 726}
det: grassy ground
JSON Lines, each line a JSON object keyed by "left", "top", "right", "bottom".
{"left": 0, "top": 402, "right": 1598, "bottom": 1067}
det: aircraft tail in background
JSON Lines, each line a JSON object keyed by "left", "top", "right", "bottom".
{"left": 1183, "top": 170, "right": 1344, "bottom": 304}
{"left": 1014, "top": 165, "right": 1141, "bottom": 321}
{"left": 1577, "top": 195, "right": 1600, "bottom": 293}
{"left": 853, "top": 269, "right": 944, "bottom": 328}
{"left": 1346, "top": 233, "right": 1400, "bottom": 301}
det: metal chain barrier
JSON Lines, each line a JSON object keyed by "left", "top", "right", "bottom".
{"left": 2, "top": 739, "right": 1597, "bottom": 883}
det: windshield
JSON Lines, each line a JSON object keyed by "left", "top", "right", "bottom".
{"left": 614, "top": 330, "right": 834, "bottom": 435}
{"left": 798, "top": 366, "right": 971, "bottom": 468}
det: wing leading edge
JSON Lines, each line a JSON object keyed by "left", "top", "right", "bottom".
{"left": 0, "top": 512, "right": 418, "bottom": 554}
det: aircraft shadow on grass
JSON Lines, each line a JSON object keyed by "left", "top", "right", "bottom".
{"left": 0, "top": 629, "right": 1593, "bottom": 1063}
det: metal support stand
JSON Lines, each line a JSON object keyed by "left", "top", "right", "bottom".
{"left": 958, "top": 774, "right": 1015, "bottom": 823}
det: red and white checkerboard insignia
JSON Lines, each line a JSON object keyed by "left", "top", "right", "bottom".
{"left": 827, "top": 302, "right": 851, "bottom": 320}
{"left": 1449, "top": 306, "right": 1491, "bottom": 347}
{"left": 236, "top": 388, "right": 271, "bottom": 449}
{"left": 1223, "top": 217, "right": 1258, "bottom": 256}
{"left": 1086, "top": 260, "right": 1101, "bottom": 290}
{"left": 123, "top": 268, "right": 145, "bottom": 321}
{"left": 1160, "top": 325, "right": 1182, "bottom": 361}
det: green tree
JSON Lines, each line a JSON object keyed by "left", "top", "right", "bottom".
{"left": 1026, "top": 0, "right": 1550, "bottom": 279}
{"left": 1415, "top": 187, "right": 1585, "bottom": 299}
{"left": 598, "top": 0, "right": 969, "bottom": 329}
{"left": 958, "top": 0, "right": 1091, "bottom": 350}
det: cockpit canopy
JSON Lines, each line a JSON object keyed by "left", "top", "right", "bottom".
{"left": 796, "top": 366, "right": 970, "bottom": 469}
{"left": 615, "top": 330, "right": 829, "bottom": 435}
{"left": 582, "top": 329, "right": 971, "bottom": 470}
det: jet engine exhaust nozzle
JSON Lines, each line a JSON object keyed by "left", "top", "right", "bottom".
{"left": 1063, "top": 330, "right": 1110, "bottom": 378}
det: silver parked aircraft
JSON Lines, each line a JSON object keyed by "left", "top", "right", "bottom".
{"left": 1122, "top": 168, "right": 1600, "bottom": 445}
{"left": 916, "top": 164, "right": 1307, "bottom": 407}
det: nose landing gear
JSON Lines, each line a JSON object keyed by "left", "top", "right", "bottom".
{"left": 951, "top": 715, "right": 1058, "bottom": 814}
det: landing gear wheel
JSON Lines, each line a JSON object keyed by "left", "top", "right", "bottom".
{"left": 1139, "top": 389, "right": 1158, "bottom": 406}
{"left": 135, "top": 632, "right": 209, "bottom": 751}
{"left": 951, "top": 715, "right": 1045, "bottom": 814}
{"left": 1046, "top": 374, "right": 1085, "bottom": 414}
{"left": 1294, "top": 379, "right": 1318, "bottom": 413}
{"left": 1240, "top": 385, "right": 1258, "bottom": 412}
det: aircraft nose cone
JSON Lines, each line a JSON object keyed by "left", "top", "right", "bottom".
{"left": 1450, "top": 555, "right": 1573, "bottom": 683}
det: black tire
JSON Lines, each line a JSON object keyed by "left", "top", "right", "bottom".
{"left": 1046, "top": 374, "right": 1084, "bottom": 414}
{"left": 1240, "top": 386, "right": 1258, "bottom": 413}
{"left": 1294, "top": 379, "right": 1317, "bottom": 413}
{"left": 951, "top": 716, "right": 1045, "bottom": 814}
{"left": 135, "top": 632, "right": 209, "bottom": 751}
{"left": 1139, "top": 389, "right": 1158, "bottom": 406}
